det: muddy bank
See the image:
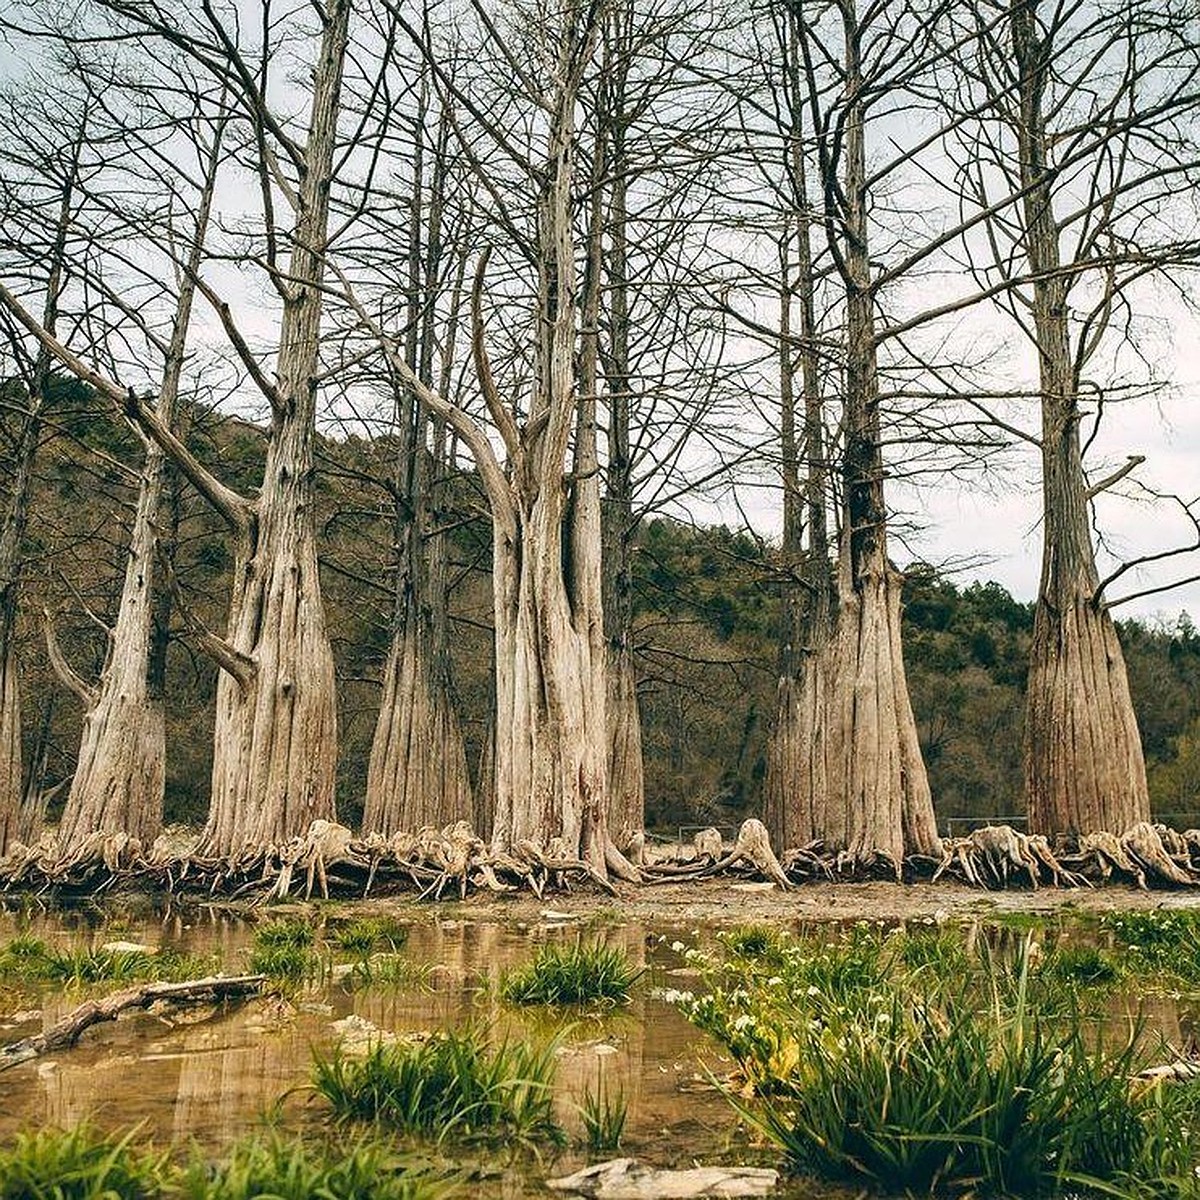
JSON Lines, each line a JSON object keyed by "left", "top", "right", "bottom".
{"left": 299, "top": 876, "right": 1200, "bottom": 928}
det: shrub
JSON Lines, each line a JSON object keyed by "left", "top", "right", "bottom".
{"left": 501, "top": 941, "right": 640, "bottom": 1006}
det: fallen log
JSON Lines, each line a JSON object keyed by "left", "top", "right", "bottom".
{"left": 0, "top": 974, "right": 266, "bottom": 1071}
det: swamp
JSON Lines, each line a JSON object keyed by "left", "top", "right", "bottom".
{"left": 5, "top": 885, "right": 1200, "bottom": 1198}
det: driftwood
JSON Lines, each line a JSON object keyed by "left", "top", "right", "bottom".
{"left": 0, "top": 974, "right": 265, "bottom": 1070}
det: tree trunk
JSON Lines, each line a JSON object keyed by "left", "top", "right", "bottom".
{"left": 819, "top": 0, "right": 940, "bottom": 866}
{"left": 363, "top": 97, "right": 471, "bottom": 836}
{"left": 488, "top": 23, "right": 614, "bottom": 872}
{"left": 1013, "top": 0, "right": 1149, "bottom": 836}
{"left": 200, "top": 1, "right": 348, "bottom": 856}
{"left": 764, "top": 31, "right": 834, "bottom": 850}
{"left": 600, "top": 122, "right": 645, "bottom": 850}
{"left": 55, "top": 123, "right": 223, "bottom": 856}
{"left": 0, "top": 131, "right": 80, "bottom": 855}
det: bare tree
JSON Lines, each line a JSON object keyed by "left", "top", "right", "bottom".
{"left": 50, "top": 100, "right": 226, "bottom": 857}
{"left": 944, "top": 0, "right": 1200, "bottom": 833}
{"left": 0, "top": 0, "right": 354, "bottom": 856}
{"left": 789, "top": 0, "right": 943, "bottom": 867}
{"left": 0, "top": 87, "right": 93, "bottom": 855}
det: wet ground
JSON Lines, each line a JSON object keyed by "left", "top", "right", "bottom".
{"left": 2, "top": 881, "right": 1199, "bottom": 1196}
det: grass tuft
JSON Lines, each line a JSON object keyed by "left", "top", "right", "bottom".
{"left": 175, "top": 1132, "right": 455, "bottom": 1200}
{"left": 249, "top": 919, "right": 320, "bottom": 981}
{"left": 578, "top": 1075, "right": 627, "bottom": 1153}
{"left": 0, "top": 1123, "right": 168, "bottom": 1199}
{"left": 501, "top": 940, "right": 640, "bottom": 1006}
{"left": 312, "top": 1026, "right": 563, "bottom": 1148}
{"left": 333, "top": 918, "right": 408, "bottom": 955}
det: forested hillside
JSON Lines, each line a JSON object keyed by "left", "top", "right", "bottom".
{"left": 8, "top": 393, "right": 1197, "bottom": 838}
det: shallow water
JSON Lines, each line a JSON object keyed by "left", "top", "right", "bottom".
{"left": 0, "top": 901, "right": 857, "bottom": 1196}
{"left": 4, "top": 902, "right": 1192, "bottom": 1197}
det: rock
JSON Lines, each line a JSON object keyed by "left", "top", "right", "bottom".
{"left": 728, "top": 882, "right": 777, "bottom": 893}
{"left": 330, "top": 1013, "right": 395, "bottom": 1053}
{"left": 541, "top": 908, "right": 578, "bottom": 921}
{"left": 100, "top": 941, "right": 156, "bottom": 955}
{"left": 547, "top": 1158, "right": 778, "bottom": 1198}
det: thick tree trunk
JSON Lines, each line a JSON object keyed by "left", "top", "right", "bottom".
{"left": 1013, "top": 0, "right": 1149, "bottom": 836}
{"left": 364, "top": 594, "right": 472, "bottom": 835}
{"left": 488, "top": 25, "right": 615, "bottom": 873}
{"left": 55, "top": 124, "right": 222, "bottom": 856}
{"left": 363, "top": 99, "right": 471, "bottom": 836}
{"left": 490, "top": 500, "right": 609, "bottom": 865}
{"left": 763, "top": 47, "right": 834, "bottom": 850}
{"left": 200, "top": 2, "right": 348, "bottom": 856}
{"left": 0, "top": 641, "right": 19, "bottom": 857}
{"left": 817, "top": 1, "right": 940, "bottom": 865}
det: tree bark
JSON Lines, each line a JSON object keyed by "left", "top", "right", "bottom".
{"left": 487, "top": 13, "right": 618, "bottom": 874}
{"left": 764, "top": 21, "right": 834, "bottom": 850}
{"left": 0, "top": 119, "right": 81, "bottom": 855}
{"left": 200, "top": 1, "right": 348, "bottom": 856}
{"left": 55, "top": 121, "right": 223, "bottom": 856}
{"left": 1013, "top": 0, "right": 1149, "bottom": 836}
{"left": 363, "top": 97, "right": 471, "bottom": 837}
{"left": 817, "top": 0, "right": 941, "bottom": 866}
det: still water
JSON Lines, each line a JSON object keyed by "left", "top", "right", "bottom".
{"left": 0, "top": 900, "right": 836, "bottom": 1196}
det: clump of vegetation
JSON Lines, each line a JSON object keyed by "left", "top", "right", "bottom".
{"left": 578, "top": 1075, "right": 627, "bottom": 1153}
{"left": 719, "top": 925, "right": 790, "bottom": 966}
{"left": 176, "top": 1132, "right": 455, "bottom": 1200}
{"left": 501, "top": 940, "right": 640, "bottom": 1006}
{"left": 894, "top": 927, "right": 970, "bottom": 975}
{"left": 1042, "top": 942, "right": 1121, "bottom": 987}
{"left": 681, "top": 927, "right": 1200, "bottom": 1197}
{"left": 346, "top": 956, "right": 432, "bottom": 989}
{"left": 249, "top": 919, "right": 320, "bottom": 982}
{"left": 0, "top": 1123, "right": 168, "bottom": 1199}
{"left": 0, "top": 1125, "right": 456, "bottom": 1200}
{"left": 1104, "top": 910, "right": 1200, "bottom": 982}
{"left": 312, "top": 1027, "right": 563, "bottom": 1148}
{"left": 333, "top": 918, "right": 408, "bottom": 956}
{"left": 0, "top": 936, "right": 210, "bottom": 988}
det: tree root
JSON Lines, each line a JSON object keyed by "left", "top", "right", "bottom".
{"left": 4, "top": 816, "right": 1200, "bottom": 898}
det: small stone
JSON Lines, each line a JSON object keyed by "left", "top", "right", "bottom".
{"left": 100, "top": 941, "right": 156, "bottom": 955}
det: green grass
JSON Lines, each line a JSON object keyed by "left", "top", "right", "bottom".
{"left": 176, "top": 1132, "right": 455, "bottom": 1200}
{"left": 578, "top": 1075, "right": 626, "bottom": 1153}
{"left": 680, "top": 926, "right": 1200, "bottom": 1197}
{"left": 312, "top": 1026, "right": 564, "bottom": 1148}
{"left": 1042, "top": 942, "right": 1122, "bottom": 987}
{"left": 0, "top": 1124, "right": 168, "bottom": 1199}
{"left": 0, "top": 936, "right": 211, "bottom": 988}
{"left": 332, "top": 918, "right": 408, "bottom": 955}
{"left": 346, "top": 955, "right": 432, "bottom": 989}
{"left": 0, "top": 1126, "right": 457, "bottom": 1200}
{"left": 1104, "top": 910, "right": 1200, "bottom": 983}
{"left": 500, "top": 940, "right": 640, "bottom": 1006}
{"left": 719, "top": 925, "right": 790, "bottom": 966}
{"left": 248, "top": 919, "right": 320, "bottom": 982}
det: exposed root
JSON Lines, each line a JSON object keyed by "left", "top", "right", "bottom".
{"left": 3, "top": 816, "right": 1199, "bottom": 898}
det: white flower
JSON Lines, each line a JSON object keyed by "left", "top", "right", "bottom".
{"left": 670, "top": 940, "right": 686, "bottom": 953}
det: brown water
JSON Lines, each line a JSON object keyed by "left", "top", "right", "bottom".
{"left": 0, "top": 901, "right": 847, "bottom": 1196}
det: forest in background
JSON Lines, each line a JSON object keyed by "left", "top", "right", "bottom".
{"left": 9, "top": 387, "right": 1198, "bottom": 838}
